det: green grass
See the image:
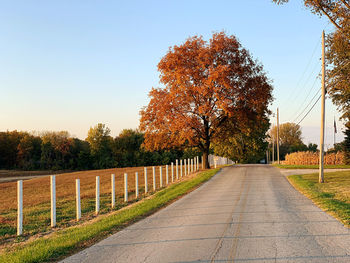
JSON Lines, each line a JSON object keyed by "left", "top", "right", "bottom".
{"left": 273, "top": 164, "right": 350, "bottom": 169}
{"left": 0, "top": 192, "right": 136, "bottom": 244}
{"left": 0, "top": 168, "right": 220, "bottom": 263}
{"left": 288, "top": 170, "right": 350, "bottom": 227}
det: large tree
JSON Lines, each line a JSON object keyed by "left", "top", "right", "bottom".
{"left": 140, "top": 32, "right": 273, "bottom": 168}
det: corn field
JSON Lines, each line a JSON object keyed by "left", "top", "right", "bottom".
{"left": 282, "top": 151, "right": 344, "bottom": 165}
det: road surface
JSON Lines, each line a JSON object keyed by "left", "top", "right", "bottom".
{"left": 61, "top": 165, "right": 350, "bottom": 263}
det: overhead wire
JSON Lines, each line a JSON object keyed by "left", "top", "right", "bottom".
{"left": 280, "top": 36, "right": 321, "bottom": 108}
{"left": 296, "top": 94, "right": 322, "bottom": 125}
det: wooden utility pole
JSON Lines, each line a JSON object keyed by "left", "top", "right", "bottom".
{"left": 319, "top": 30, "right": 326, "bottom": 183}
{"left": 277, "top": 108, "right": 280, "bottom": 164}
{"left": 272, "top": 138, "right": 275, "bottom": 163}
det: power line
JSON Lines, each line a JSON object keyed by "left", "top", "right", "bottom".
{"left": 293, "top": 86, "right": 321, "bottom": 123}
{"left": 290, "top": 70, "right": 321, "bottom": 122}
{"left": 297, "top": 94, "right": 322, "bottom": 125}
{"left": 281, "top": 36, "right": 321, "bottom": 107}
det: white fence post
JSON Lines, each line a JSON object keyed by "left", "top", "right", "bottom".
{"left": 153, "top": 166, "right": 156, "bottom": 191}
{"left": 111, "top": 174, "right": 115, "bottom": 208}
{"left": 171, "top": 162, "right": 174, "bottom": 182}
{"left": 188, "top": 158, "right": 190, "bottom": 174}
{"left": 180, "top": 159, "right": 183, "bottom": 178}
{"left": 135, "top": 172, "right": 139, "bottom": 198}
{"left": 166, "top": 165, "right": 169, "bottom": 185}
{"left": 191, "top": 159, "right": 194, "bottom": 173}
{"left": 184, "top": 159, "right": 187, "bottom": 176}
{"left": 124, "top": 173, "right": 128, "bottom": 202}
{"left": 197, "top": 156, "right": 199, "bottom": 170}
{"left": 194, "top": 157, "right": 196, "bottom": 171}
{"left": 144, "top": 167, "right": 148, "bottom": 193}
{"left": 50, "top": 175, "right": 56, "bottom": 227}
{"left": 76, "top": 179, "right": 81, "bottom": 221}
{"left": 96, "top": 176, "right": 100, "bottom": 214}
{"left": 176, "top": 159, "right": 179, "bottom": 180}
{"left": 159, "top": 166, "right": 163, "bottom": 187}
{"left": 17, "top": 180, "right": 23, "bottom": 236}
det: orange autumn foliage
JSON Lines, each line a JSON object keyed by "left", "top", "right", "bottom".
{"left": 140, "top": 32, "right": 273, "bottom": 168}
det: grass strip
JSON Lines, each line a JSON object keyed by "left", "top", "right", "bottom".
{"left": 273, "top": 164, "right": 350, "bottom": 169}
{"left": 0, "top": 168, "right": 220, "bottom": 263}
{"left": 287, "top": 171, "right": 350, "bottom": 227}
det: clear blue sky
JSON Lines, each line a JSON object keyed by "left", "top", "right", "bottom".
{"left": 0, "top": 0, "right": 343, "bottom": 148}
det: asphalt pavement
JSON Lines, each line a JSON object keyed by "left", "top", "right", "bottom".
{"left": 61, "top": 165, "right": 350, "bottom": 263}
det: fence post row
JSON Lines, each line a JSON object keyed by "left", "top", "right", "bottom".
{"left": 152, "top": 166, "right": 156, "bottom": 191}
{"left": 17, "top": 180, "right": 23, "bottom": 236}
{"left": 16, "top": 157, "right": 211, "bottom": 233}
{"left": 76, "top": 179, "right": 81, "bottom": 221}
{"left": 111, "top": 174, "right": 116, "bottom": 208}
{"left": 50, "top": 175, "right": 56, "bottom": 227}
{"left": 124, "top": 173, "right": 128, "bottom": 202}
{"left": 159, "top": 166, "right": 163, "bottom": 188}
{"left": 144, "top": 167, "right": 148, "bottom": 193}
{"left": 135, "top": 172, "right": 139, "bottom": 198}
{"left": 96, "top": 176, "right": 100, "bottom": 214}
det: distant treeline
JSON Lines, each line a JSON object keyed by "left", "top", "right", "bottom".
{"left": 0, "top": 124, "right": 200, "bottom": 171}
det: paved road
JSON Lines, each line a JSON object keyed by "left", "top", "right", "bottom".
{"left": 61, "top": 165, "right": 350, "bottom": 263}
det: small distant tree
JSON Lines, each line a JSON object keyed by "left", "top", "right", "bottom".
{"left": 307, "top": 143, "right": 318, "bottom": 152}
{"left": 140, "top": 32, "right": 273, "bottom": 168}
{"left": 269, "top": 122, "right": 307, "bottom": 159}
{"left": 86, "top": 123, "right": 114, "bottom": 168}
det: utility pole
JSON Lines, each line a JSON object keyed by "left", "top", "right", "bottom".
{"left": 319, "top": 30, "right": 326, "bottom": 183}
{"left": 277, "top": 108, "right": 280, "bottom": 164}
{"left": 272, "top": 137, "right": 275, "bottom": 163}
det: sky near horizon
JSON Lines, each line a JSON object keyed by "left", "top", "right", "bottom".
{"left": 0, "top": 0, "right": 343, "bottom": 149}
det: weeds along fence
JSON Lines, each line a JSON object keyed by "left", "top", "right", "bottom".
{"left": 282, "top": 151, "right": 344, "bottom": 165}
{"left": 1, "top": 156, "right": 204, "bottom": 239}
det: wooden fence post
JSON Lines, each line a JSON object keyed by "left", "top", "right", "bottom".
{"left": 188, "top": 158, "right": 190, "bottom": 174}
{"left": 184, "top": 159, "right": 187, "bottom": 176}
{"left": 171, "top": 162, "right": 174, "bottom": 182}
{"left": 96, "top": 176, "right": 100, "bottom": 214}
{"left": 166, "top": 165, "right": 169, "bottom": 185}
{"left": 124, "top": 173, "right": 128, "bottom": 202}
{"left": 153, "top": 166, "right": 156, "bottom": 191}
{"left": 159, "top": 166, "right": 163, "bottom": 187}
{"left": 144, "top": 167, "right": 148, "bottom": 193}
{"left": 76, "top": 179, "right": 81, "bottom": 221}
{"left": 50, "top": 175, "right": 56, "bottom": 227}
{"left": 176, "top": 159, "right": 179, "bottom": 180}
{"left": 180, "top": 159, "right": 183, "bottom": 178}
{"left": 111, "top": 174, "right": 115, "bottom": 208}
{"left": 135, "top": 172, "right": 139, "bottom": 198}
{"left": 17, "top": 180, "right": 23, "bottom": 236}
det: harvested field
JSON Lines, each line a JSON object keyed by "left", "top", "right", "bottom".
{"left": 0, "top": 164, "right": 189, "bottom": 244}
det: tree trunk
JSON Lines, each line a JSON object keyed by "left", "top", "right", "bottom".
{"left": 203, "top": 149, "right": 210, "bottom": 169}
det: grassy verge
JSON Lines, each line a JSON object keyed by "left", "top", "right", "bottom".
{"left": 287, "top": 170, "right": 350, "bottom": 226}
{"left": 273, "top": 164, "right": 350, "bottom": 169}
{"left": 0, "top": 168, "right": 220, "bottom": 263}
